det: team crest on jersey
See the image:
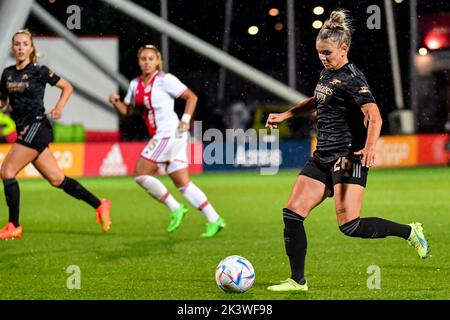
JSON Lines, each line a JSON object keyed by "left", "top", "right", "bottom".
{"left": 144, "top": 85, "right": 152, "bottom": 93}
{"left": 22, "top": 74, "right": 29, "bottom": 80}
{"left": 7, "top": 75, "right": 12, "bottom": 81}
{"left": 358, "top": 86, "right": 370, "bottom": 94}
{"left": 331, "top": 78, "right": 341, "bottom": 85}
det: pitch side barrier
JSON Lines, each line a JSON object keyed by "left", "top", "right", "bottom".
{"left": 0, "top": 134, "right": 447, "bottom": 179}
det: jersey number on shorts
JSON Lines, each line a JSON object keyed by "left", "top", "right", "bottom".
{"left": 148, "top": 139, "right": 158, "bottom": 151}
{"left": 333, "top": 156, "right": 352, "bottom": 177}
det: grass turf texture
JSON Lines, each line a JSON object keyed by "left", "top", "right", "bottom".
{"left": 0, "top": 167, "right": 449, "bottom": 300}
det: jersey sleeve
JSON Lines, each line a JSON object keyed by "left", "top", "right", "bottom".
{"left": 124, "top": 79, "right": 137, "bottom": 105}
{"left": 346, "top": 75, "right": 376, "bottom": 107}
{"left": 39, "top": 65, "right": 61, "bottom": 86}
{"left": 163, "top": 73, "right": 188, "bottom": 98}
{"left": 0, "top": 71, "right": 6, "bottom": 95}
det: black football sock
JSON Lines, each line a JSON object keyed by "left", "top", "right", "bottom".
{"left": 58, "top": 176, "right": 101, "bottom": 209}
{"left": 339, "top": 217, "right": 411, "bottom": 240}
{"left": 3, "top": 178, "right": 20, "bottom": 227}
{"left": 283, "top": 208, "right": 307, "bottom": 285}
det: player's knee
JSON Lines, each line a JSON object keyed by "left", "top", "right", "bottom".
{"left": 0, "top": 164, "right": 17, "bottom": 180}
{"left": 134, "top": 175, "right": 149, "bottom": 186}
{"left": 48, "top": 175, "right": 65, "bottom": 187}
{"left": 0, "top": 169, "right": 12, "bottom": 180}
{"left": 285, "top": 200, "right": 312, "bottom": 217}
{"left": 174, "top": 179, "right": 190, "bottom": 190}
{"left": 339, "top": 217, "right": 361, "bottom": 237}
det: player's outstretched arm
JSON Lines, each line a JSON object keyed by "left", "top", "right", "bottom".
{"left": 265, "top": 96, "right": 315, "bottom": 129}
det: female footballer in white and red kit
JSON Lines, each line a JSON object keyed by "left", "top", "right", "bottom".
{"left": 109, "top": 45, "right": 225, "bottom": 238}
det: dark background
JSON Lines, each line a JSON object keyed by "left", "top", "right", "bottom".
{"left": 25, "top": 0, "right": 450, "bottom": 140}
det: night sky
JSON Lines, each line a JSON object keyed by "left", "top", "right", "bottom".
{"left": 25, "top": 0, "right": 450, "bottom": 138}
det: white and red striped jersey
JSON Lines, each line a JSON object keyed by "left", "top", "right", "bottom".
{"left": 124, "top": 71, "right": 187, "bottom": 138}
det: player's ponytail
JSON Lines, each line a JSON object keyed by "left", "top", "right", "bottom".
{"left": 317, "top": 10, "right": 352, "bottom": 48}
{"left": 12, "top": 29, "right": 40, "bottom": 63}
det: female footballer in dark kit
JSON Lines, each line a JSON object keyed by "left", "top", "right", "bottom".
{"left": 265, "top": 10, "right": 429, "bottom": 292}
{"left": 0, "top": 29, "right": 112, "bottom": 240}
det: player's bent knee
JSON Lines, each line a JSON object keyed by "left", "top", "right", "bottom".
{"left": 135, "top": 175, "right": 145, "bottom": 185}
{"left": 285, "top": 201, "right": 311, "bottom": 217}
{"left": 0, "top": 168, "right": 17, "bottom": 180}
{"left": 48, "top": 175, "right": 65, "bottom": 187}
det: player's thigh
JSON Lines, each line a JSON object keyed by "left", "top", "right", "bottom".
{"left": 285, "top": 175, "right": 329, "bottom": 218}
{"left": 0, "top": 143, "right": 39, "bottom": 179}
{"left": 32, "top": 147, "right": 65, "bottom": 186}
{"left": 134, "top": 156, "right": 159, "bottom": 176}
{"left": 333, "top": 183, "right": 365, "bottom": 226}
{"left": 168, "top": 167, "right": 190, "bottom": 188}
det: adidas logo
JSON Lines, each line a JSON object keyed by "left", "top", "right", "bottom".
{"left": 100, "top": 143, "right": 128, "bottom": 176}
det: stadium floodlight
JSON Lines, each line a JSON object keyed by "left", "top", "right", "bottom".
{"left": 313, "top": 6, "right": 325, "bottom": 15}
{"left": 269, "top": 8, "right": 279, "bottom": 17}
{"left": 247, "top": 26, "right": 259, "bottom": 35}
{"left": 312, "top": 20, "right": 323, "bottom": 29}
{"left": 418, "top": 47, "right": 428, "bottom": 56}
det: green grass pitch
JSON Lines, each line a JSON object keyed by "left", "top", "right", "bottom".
{"left": 0, "top": 167, "right": 449, "bottom": 300}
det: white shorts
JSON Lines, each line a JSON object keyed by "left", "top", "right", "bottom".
{"left": 141, "top": 132, "right": 189, "bottom": 174}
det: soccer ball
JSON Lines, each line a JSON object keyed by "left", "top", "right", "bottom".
{"left": 215, "top": 255, "right": 255, "bottom": 293}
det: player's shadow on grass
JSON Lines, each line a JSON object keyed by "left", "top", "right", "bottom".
{"left": 92, "top": 237, "right": 203, "bottom": 261}
{"left": 26, "top": 228, "right": 107, "bottom": 237}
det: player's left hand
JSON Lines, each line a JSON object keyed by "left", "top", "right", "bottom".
{"left": 178, "top": 121, "right": 190, "bottom": 133}
{"left": 354, "top": 145, "right": 376, "bottom": 168}
{"left": 47, "top": 108, "right": 63, "bottom": 120}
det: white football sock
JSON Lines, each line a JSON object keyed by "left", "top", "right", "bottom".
{"left": 135, "top": 175, "right": 180, "bottom": 212}
{"left": 179, "top": 182, "right": 219, "bottom": 223}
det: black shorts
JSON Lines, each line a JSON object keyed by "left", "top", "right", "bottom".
{"left": 16, "top": 118, "right": 53, "bottom": 153}
{"left": 300, "top": 152, "right": 369, "bottom": 197}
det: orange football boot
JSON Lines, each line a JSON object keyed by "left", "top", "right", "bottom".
{"left": 96, "top": 199, "right": 112, "bottom": 232}
{"left": 0, "top": 222, "right": 22, "bottom": 240}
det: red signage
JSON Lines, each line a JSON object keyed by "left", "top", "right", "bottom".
{"left": 420, "top": 14, "right": 450, "bottom": 50}
{"left": 84, "top": 142, "right": 203, "bottom": 176}
{"left": 418, "top": 134, "right": 449, "bottom": 165}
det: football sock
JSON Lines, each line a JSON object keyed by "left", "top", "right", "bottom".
{"left": 179, "top": 182, "right": 219, "bottom": 223}
{"left": 58, "top": 176, "right": 101, "bottom": 209}
{"left": 283, "top": 208, "right": 307, "bottom": 285}
{"left": 339, "top": 217, "right": 411, "bottom": 239}
{"left": 135, "top": 175, "right": 180, "bottom": 211}
{"left": 3, "top": 178, "right": 20, "bottom": 227}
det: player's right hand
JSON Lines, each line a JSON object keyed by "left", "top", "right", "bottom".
{"left": 108, "top": 93, "right": 120, "bottom": 107}
{"left": 265, "top": 113, "right": 285, "bottom": 129}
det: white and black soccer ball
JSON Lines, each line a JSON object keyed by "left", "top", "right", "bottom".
{"left": 215, "top": 255, "right": 255, "bottom": 293}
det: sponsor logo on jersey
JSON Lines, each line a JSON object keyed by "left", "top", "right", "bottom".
{"left": 6, "top": 81, "right": 29, "bottom": 93}
{"left": 315, "top": 84, "right": 333, "bottom": 95}
{"left": 314, "top": 84, "right": 333, "bottom": 102}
